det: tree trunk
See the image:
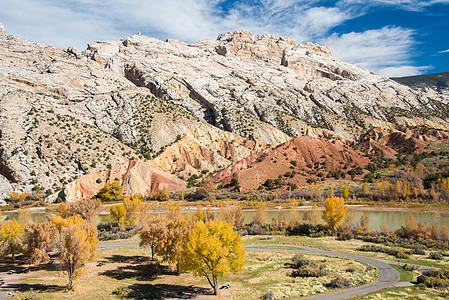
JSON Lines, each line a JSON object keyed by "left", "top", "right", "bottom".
{"left": 213, "top": 276, "right": 219, "bottom": 296}
{"left": 176, "top": 263, "right": 180, "bottom": 275}
{"left": 151, "top": 245, "right": 155, "bottom": 260}
{"left": 10, "top": 242, "right": 15, "bottom": 261}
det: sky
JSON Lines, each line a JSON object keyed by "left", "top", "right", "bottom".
{"left": 0, "top": 0, "right": 448, "bottom": 77}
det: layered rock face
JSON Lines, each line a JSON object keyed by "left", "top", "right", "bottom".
{"left": 86, "top": 31, "right": 449, "bottom": 143}
{"left": 0, "top": 27, "right": 266, "bottom": 200}
{"left": 64, "top": 160, "right": 186, "bottom": 202}
{"left": 0, "top": 25, "right": 448, "bottom": 200}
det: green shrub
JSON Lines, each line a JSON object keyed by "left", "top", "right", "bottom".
{"left": 325, "top": 276, "right": 352, "bottom": 289}
{"left": 429, "top": 252, "right": 444, "bottom": 260}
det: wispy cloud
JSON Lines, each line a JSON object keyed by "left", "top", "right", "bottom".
{"left": 321, "top": 26, "right": 426, "bottom": 76}
{"left": 0, "top": 0, "right": 447, "bottom": 76}
{"left": 340, "top": 0, "right": 449, "bottom": 11}
{"left": 439, "top": 49, "right": 449, "bottom": 53}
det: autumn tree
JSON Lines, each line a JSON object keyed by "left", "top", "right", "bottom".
{"left": 0, "top": 219, "right": 24, "bottom": 260}
{"left": 196, "top": 177, "right": 215, "bottom": 198}
{"left": 160, "top": 216, "right": 191, "bottom": 274}
{"left": 181, "top": 220, "right": 245, "bottom": 295}
{"left": 95, "top": 181, "right": 124, "bottom": 202}
{"left": 361, "top": 183, "right": 370, "bottom": 196}
{"left": 253, "top": 203, "right": 267, "bottom": 227}
{"left": 322, "top": 197, "right": 347, "bottom": 232}
{"left": 303, "top": 205, "right": 321, "bottom": 225}
{"left": 152, "top": 185, "right": 170, "bottom": 201}
{"left": 341, "top": 210, "right": 355, "bottom": 231}
{"left": 342, "top": 186, "right": 349, "bottom": 198}
{"left": 7, "top": 192, "right": 28, "bottom": 203}
{"left": 397, "top": 212, "right": 417, "bottom": 238}
{"left": 290, "top": 199, "right": 299, "bottom": 225}
{"left": 357, "top": 215, "right": 370, "bottom": 234}
{"left": 51, "top": 216, "right": 98, "bottom": 290}
{"left": 109, "top": 204, "right": 126, "bottom": 230}
{"left": 123, "top": 194, "right": 144, "bottom": 226}
{"left": 140, "top": 217, "right": 166, "bottom": 260}
{"left": 232, "top": 205, "right": 244, "bottom": 230}
{"left": 67, "top": 198, "right": 102, "bottom": 224}
{"left": 22, "top": 222, "right": 58, "bottom": 263}
{"left": 431, "top": 212, "right": 441, "bottom": 240}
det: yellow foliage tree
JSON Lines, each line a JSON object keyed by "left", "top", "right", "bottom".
{"left": 159, "top": 214, "right": 191, "bottom": 274}
{"left": 181, "top": 220, "right": 245, "bottom": 295}
{"left": 123, "top": 194, "right": 143, "bottom": 226}
{"left": 0, "top": 219, "right": 25, "bottom": 260}
{"left": 342, "top": 186, "right": 349, "bottom": 198}
{"left": 322, "top": 197, "right": 347, "bottom": 231}
{"left": 7, "top": 192, "right": 28, "bottom": 203}
{"left": 95, "top": 181, "right": 124, "bottom": 202}
{"left": 22, "top": 222, "right": 58, "bottom": 263}
{"left": 140, "top": 217, "right": 167, "bottom": 260}
{"left": 109, "top": 204, "right": 127, "bottom": 230}
{"left": 51, "top": 215, "right": 98, "bottom": 290}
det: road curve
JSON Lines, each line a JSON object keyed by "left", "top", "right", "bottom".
{"left": 246, "top": 244, "right": 399, "bottom": 299}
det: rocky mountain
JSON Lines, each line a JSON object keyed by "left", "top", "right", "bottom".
{"left": 0, "top": 23, "right": 448, "bottom": 201}
{"left": 392, "top": 72, "right": 449, "bottom": 97}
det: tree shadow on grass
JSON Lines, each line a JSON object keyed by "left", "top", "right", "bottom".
{"left": 118, "top": 283, "right": 211, "bottom": 299}
{"left": 100, "top": 262, "right": 176, "bottom": 281}
{"left": 5, "top": 283, "right": 65, "bottom": 293}
{"left": 102, "top": 255, "right": 151, "bottom": 264}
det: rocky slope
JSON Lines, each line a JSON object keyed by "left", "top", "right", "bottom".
{"left": 0, "top": 24, "right": 262, "bottom": 201}
{"left": 392, "top": 72, "right": 449, "bottom": 97}
{"left": 214, "top": 135, "right": 371, "bottom": 191}
{"left": 86, "top": 30, "right": 449, "bottom": 143}
{"left": 0, "top": 23, "right": 448, "bottom": 201}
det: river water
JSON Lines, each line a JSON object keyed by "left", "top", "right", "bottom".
{"left": 2, "top": 208, "right": 448, "bottom": 230}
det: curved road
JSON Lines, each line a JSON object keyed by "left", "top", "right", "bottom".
{"left": 101, "top": 241, "right": 400, "bottom": 299}
{"left": 245, "top": 244, "right": 400, "bottom": 299}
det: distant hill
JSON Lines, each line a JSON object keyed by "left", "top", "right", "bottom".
{"left": 392, "top": 72, "right": 449, "bottom": 91}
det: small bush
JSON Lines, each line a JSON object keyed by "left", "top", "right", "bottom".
{"left": 325, "top": 276, "right": 352, "bottom": 289}
{"left": 291, "top": 264, "right": 326, "bottom": 278}
{"left": 288, "top": 254, "right": 326, "bottom": 278}
{"left": 346, "top": 266, "right": 356, "bottom": 273}
{"left": 429, "top": 252, "right": 444, "bottom": 260}
{"left": 263, "top": 290, "right": 276, "bottom": 300}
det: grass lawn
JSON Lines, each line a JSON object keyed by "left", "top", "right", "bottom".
{"left": 349, "top": 286, "right": 449, "bottom": 299}
{"left": 390, "top": 264, "right": 416, "bottom": 282}
{"left": 11, "top": 245, "right": 377, "bottom": 299}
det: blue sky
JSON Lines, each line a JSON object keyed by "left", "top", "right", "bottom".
{"left": 0, "top": 0, "right": 448, "bottom": 77}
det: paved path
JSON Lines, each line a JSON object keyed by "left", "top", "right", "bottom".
{"left": 245, "top": 244, "right": 400, "bottom": 300}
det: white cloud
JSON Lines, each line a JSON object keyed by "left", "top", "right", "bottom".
{"left": 321, "top": 26, "right": 428, "bottom": 76}
{"left": 438, "top": 49, "right": 449, "bottom": 53}
{"left": 339, "top": 0, "right": 449, "bottom": 11}
{"left": 377, "top": 65, "right": 432, "bottom": 77}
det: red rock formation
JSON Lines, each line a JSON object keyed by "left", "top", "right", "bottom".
{"left": 64, "top": 160, "right": 186, "bottom": 202}
{"left": 215, "top": 136, "right": 370, "bottom": 191}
